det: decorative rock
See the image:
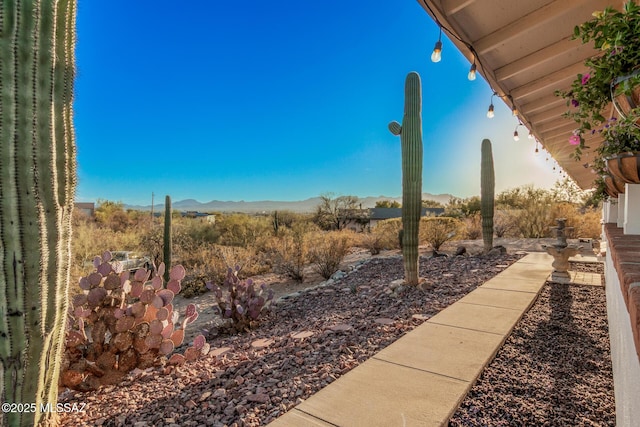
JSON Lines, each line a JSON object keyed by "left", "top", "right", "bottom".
{"left": 331, "top": 270, "right": 346, "bottom": 280}
{"left": 328, "top": 324, "right": 353, "bottom": 332}
{"left": 251, "top": 338, "right": 274, "bottom": 349}
{"left": 455, "top": 246, "right": 467, "bottom": 256}
{"left": 488, "top": 245, "right": 507, "bottom": 256}
{"left": 411, "top": 314, "right": 429, "bottom": 321}
{"left": 247, "top": 393, "right": 270, "bottom": 403}
{"left": 291, "top": 331, "right": 314, "bottom": 339}
{"left": 209, "top": 347, "right": 232, "bottom": 358}
{"left": 374, "top": 318, "right": 395, "bottom": 325}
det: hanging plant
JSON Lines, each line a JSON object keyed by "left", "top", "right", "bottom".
{"left": 556, "top": 1, "right": 640, "bottom": 159}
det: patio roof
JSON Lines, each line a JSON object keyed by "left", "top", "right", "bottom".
{"left": 417, "top": 0, "right": 626, "bottom": 189}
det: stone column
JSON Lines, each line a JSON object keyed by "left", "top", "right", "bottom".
{"left": 624, "top": 184, "right": 640, "bottom": 235}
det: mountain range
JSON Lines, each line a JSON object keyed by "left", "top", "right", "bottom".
{"left": 124, "top": 193, "right": 456, "bottom": 214}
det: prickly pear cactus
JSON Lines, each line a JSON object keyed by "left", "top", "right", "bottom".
{"left": 207, "top": 266, "right": 274, "bottom": 333}
{"left": 164, "top": 195, "right": 173, "bottom": 282}
{"left": 481, "top": 139, "right": 495, "bottom": 253}
{"left": 388, "top": 72, "right": 423, "bottom": 285}
{"left": 62, "top": 252, "right": 206, "bottom": 391}
{"left": 0, "top": 1, "right": 77, "bottom": 425}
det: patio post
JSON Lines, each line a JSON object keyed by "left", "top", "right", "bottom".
{"left": 623, "top": 184, "right": 640, "bottom": 234}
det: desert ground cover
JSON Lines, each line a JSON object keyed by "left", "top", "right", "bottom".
{"left": 450, "top": 261, "right": 614, "bottom": 426}
{"left": 60, "top": 251, "right": 524, "bottom": 426}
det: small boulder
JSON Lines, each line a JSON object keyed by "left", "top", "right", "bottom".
{"left": 455, "top": 246, "right": 467, "bottom": 256}
{"left": 488, "top": 245, "right": 507, "bottom": 256}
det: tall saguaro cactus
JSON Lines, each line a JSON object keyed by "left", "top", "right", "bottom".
{"left": 0, "top": 1, "right": 78, "bottom": 426}
{"left": 389, "top": 72, "right": 423, "bottom": 286}
{"left": 164, "top": 195, "right": 173, "bottom": 283}
{"left": 481, "top": 139, "right": 495, "bottom": 253}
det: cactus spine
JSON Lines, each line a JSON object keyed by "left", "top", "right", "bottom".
{"left": 389, "top": 72, "right": 423, "bottom": 285}
{"left": 164, "top": 195, "right": 172, "bottom": 283}
{"left": 0, "top": 1, "right": 77, "bottom": 425}
{"left": 481, "top": 139, "right": 495, "bottom": 253}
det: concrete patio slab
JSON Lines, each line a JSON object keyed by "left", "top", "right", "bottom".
{"left": 373, "top": 322, "right": 505, "bottom": 382}
{"left": 495, "top": 263, "right": 553, "bottom": 279}
{"left": 514, "top": 252, "right": 552, "bottom": 264}
{"left": 569, "top": 271, "right": 603, "bottom": 286}
{"left": 457, "top": 287, "right": 540, "bottom": 311}
{"left": 427, "top": 301, "right": 526, "bottom": 336}
{"left": 267, "top": 409, "right": 335, "bottom": 427}
{"left": 292, "top": 358, "right": 469, "bottom": 427}
{"left": 480, "top": 275, "right": 548, "bottom": 293}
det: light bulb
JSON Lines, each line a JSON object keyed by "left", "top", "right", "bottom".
{"left": 431, "top": 41, "right": 442, "bottom": 62}
{"left": 513, "top": 130, "right": 520, "bottom": 141}
{"left": 535, "top": 147, "right": 539, "bottom": 153}
{"left": 486, "top": 103, "right": 494, "bottom": 118}
{"left": 528, "top": 130, "right": 534, "bottom": 139}
{"left": 512, "top": 106, "right": 518, "bottom": 116}
{"left": 468, "top": 63, "right": 477, "bottom": 81}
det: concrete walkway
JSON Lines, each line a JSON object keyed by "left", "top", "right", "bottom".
{"left": 268, "top": 252, "right": 558, "bottom": 427}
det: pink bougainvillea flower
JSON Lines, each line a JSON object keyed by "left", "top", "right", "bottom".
{"left": 581, "top": 73, "right": 591, "bottom": 85}
{"left": 569, "top": 134, "right": 581, "bottom": 146}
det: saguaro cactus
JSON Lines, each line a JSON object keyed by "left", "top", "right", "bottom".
{"left": 0, "top": 1, "right": 78, "bottom": 425}
{"left": 481, "top": 139, "right": 495, "bottom": 253}
{"left": 163, "top": 195, "right": 173, "bottom": 283}
{"left": 389, "top": 72, "right": 423, "bottom": 285}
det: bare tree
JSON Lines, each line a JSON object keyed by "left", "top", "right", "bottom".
{"left": 313, "top": 193, "right": 362, "bottom": 230}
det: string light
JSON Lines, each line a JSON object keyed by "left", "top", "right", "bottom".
{"left": 535, "top": 140, "right": 539, "bottom": 153}
{"left": 486, "top": 92, "right": 496, "bottom": 118}
{"left": 431, "top": 27, "right": 442, "bottom": 63}
{"left": 468, "top": 61, "right": 477, "bottom": 81}
{"left": 513, "top": 121, "right": 524, "bottom": 141}
{"left": 528, "top": 130, "right": 534, "bottom": 139}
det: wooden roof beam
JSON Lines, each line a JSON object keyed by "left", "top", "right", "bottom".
{"left": 474, "top": 0, "right": 583, "bottom": 54}
{"left": 442, "top": 0, "right": 477, "bottom": 16}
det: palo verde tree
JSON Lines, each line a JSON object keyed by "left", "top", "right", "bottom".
{"left": 0, "top": 1, "right": 78, "bottom": 426}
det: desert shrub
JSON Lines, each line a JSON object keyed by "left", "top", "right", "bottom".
{"left": 361, "top": 232, "right": 384, "bottom": 255}
{"left": 308, "top": 231, "right": 350, "bottom": 279}
{"left": 574, "top": 208, "right": 602, "bottom": 239}
{"left": 496, "top": 186, "right": 555, "bottom": 238}
{"left": 494, "top": 209, "right": 518, "bottom": 237}
{"left": 71, "top": 215, "right": 145, "bottom": 292}
{"left": 549, "top": 203, "right": 602, "bottom": 239}
{"left": 215, "top": 213, "right": 271, "bottom": 247}
{"left": 419, "top": 217, "right": 463, "bottom": 251}
{"left": 369, "top": 218, "right": 403, "bottom": 251}
{"left": 207, "top": 265, "right": 274, "bottom": 333}
{"left": 272, "top": 222, "right": 316, "bottom": 282}
{"left": 62, "top": 253, "right": 206, "bottom": 391}
{"left": 462, "top": 212, "right": 482, "bottom": 240}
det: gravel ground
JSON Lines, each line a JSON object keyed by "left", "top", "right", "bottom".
{"left": 59, "top": 253, "right": 522, "bottom": 427}
{"left": 449, "top": 263, "right": 614, "bottom": 426}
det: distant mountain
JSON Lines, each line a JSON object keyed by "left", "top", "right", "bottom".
{"left": 124, "top": 193, "right": 456, "bottom": 214}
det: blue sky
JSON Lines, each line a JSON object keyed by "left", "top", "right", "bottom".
{"left": 74, "top": 0, "right": 560, "bottom": 205}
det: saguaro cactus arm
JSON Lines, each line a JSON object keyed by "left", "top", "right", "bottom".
{"left": 0, "top": 1, "right": 78, "bottom": 425}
